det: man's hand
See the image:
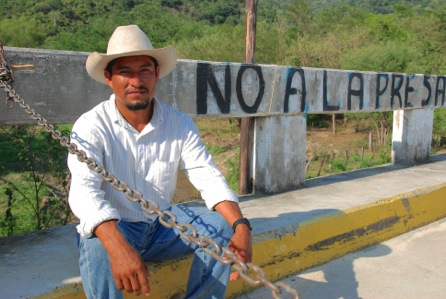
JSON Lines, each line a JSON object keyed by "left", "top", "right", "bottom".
{"left": 108, "top": 242, "right": 151, "bottom": 296}
{"left": 94, "top": 220, "right": 151, "bottom": 296}
{"left": 228, "top": 224, "right": 252, "bottom": 281}
{"left": 214, "top": 201, "right": 253, "bottom": 281}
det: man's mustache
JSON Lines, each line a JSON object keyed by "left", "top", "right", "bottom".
{"left": 126, "top": 87, "right": 148, "bottom": 94}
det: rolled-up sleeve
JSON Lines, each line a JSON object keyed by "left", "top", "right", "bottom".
{"left": 68, "top": 116, "right": 120, "bottom": 238}
{"left": 179, "top": 118, "right": 239, "bottom": 210}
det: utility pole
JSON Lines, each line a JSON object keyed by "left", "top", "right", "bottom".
{"left": 239, "top": 0, "right": 257, "bottom": 195}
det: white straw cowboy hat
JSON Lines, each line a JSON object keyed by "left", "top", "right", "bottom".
{"left": 86, "top": 24, "right": 177, "bottom": 84}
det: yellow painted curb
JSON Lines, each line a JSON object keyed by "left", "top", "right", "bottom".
{"left": 228, "top": 183, "right": 446, "bottom": 297}
{"left": 34, "top": 183, "right": 446, "bottom": 299}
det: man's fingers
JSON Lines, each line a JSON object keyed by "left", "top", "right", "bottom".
{"left": 227, "top": 233, "right": 253, "bottom": 283}
{"left": 127, "top": 267, "right": 151, "bottom": 296}
{"left": 230, "top": 271, "right": 240, "bottom": 282}
{"left": 114, "top": 277, "right": 125, "bottom": 291}
{"left": 122, "top": 277, "right": 134, "bottom": 293}
{"left": 129, "top": 273, "right": 142, "bottom": 295}
{"left": 228, "top": 242, "right": 249, "bottom": 262}
{"left": 139, "top": 267, "right": 151, "bottom": 296}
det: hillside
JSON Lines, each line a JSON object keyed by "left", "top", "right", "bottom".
{"left": 307, "top": 0, "right": 446, "bottom": 13}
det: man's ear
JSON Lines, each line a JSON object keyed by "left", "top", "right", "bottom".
{"left": 104, "top": 70, "right": 113, "bottom": 88}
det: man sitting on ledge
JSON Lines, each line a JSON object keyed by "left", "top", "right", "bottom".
{"left": 68, "top": 24, "right": 252, "bottom": 299}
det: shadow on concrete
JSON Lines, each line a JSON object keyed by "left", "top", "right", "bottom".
{"left": 304, "top": 163, "right": 407, "bottom": 189}
{"left": 303, "top": 153, "right": 446, "bottom": 190}
{"left": 239, "top": 153, "right": 446, "bottom": 206}
{"left": 247, "top": 208, "right": 341, "bottom": 237}
{"left": 0, "top": 224, "right": 80, "bottom": 299}
{"left": 290, "top": 244, "right": 392, "bottom": 299}
{"left": 427, "top": 152, "right": 446, "bottom": 162}
{"left": 238, "top": 207, "right": 394, "bottom": 299}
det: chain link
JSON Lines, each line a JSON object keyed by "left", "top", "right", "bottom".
{"left": 0, "top": 43, "right": 300, "bottom": 299}
{"left": 0, "top": 40, "right": 15, "bottom": 109}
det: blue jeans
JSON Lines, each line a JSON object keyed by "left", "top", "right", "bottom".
{"left": 78, "top": 203, "right": 233, "bottom": 299}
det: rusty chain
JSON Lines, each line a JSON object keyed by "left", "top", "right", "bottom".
{"left": 0, "top": 41, "right": 299, "bottom": 299}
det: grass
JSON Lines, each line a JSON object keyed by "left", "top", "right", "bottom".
{"left": 195, "top": 118, "right": 241, "bottom": 191}
{"left": 0, "top": 125, "right": 73, "bottom": 236}
{"left": 305, "top": 146, "right": 392, "bottom": 179}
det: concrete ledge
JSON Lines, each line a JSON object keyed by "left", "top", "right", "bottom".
{"left": 1, "top": 155, "right": 446, "bottom": 298}
{"left": 228, "top": 183, "right": 446, "bottom": 297}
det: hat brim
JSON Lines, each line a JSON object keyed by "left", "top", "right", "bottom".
{"left": 86, "top": 46, "right": 177, "bottom": 84}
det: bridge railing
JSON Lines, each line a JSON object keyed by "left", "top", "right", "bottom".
{"left": 1, "top": 46, "right": 445, "bottom": 194}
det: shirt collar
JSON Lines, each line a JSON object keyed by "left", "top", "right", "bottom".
{"left": 109, "top": 94, "right": 164, "bottom": 133}
{"left": 150, "top": 97, "right": 163, "bottom": 127}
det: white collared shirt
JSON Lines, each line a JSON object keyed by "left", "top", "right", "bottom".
{"left": 68, "top": 95, "right": 238, "bottom": 238}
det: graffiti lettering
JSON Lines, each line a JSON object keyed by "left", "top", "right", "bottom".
{"left": 236, "top": 65, "right": 265, "bottom": 113}
{"left": 404, "top": 75, "right": 415, "bottom": 108}
{"left": 376, "top": 73, "right": 389, "bottom": 109}
{"left": 422, "top": 75, "right": 431, "bottom": 107}
{"left": 435, "top": 76, "right": 446, "bottom": 106}
{"left": 194, "top": 62, "right": 445, "bottom": 116}
{"left": 347, "top": 72, "right": 364, "bottom": 110}
{"left": 391, "top": 74, "right": 404, "bottom": 109}
{"left": 196, "top": 63, "right": 231, "bottom": 114}
{"left": 323, "top": 70, "right": 339, "bottom": 111}
{"left": 196, "top": 63, "right": 265, "bottom": 115}
{"left": 284, "top": 68, "right": 306, "bottom": 113}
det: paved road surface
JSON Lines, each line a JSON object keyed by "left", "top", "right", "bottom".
{"left": 236, "top": 217, "right": 446, "bottom": 299}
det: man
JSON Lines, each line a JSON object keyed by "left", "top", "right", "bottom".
{"left": 68, "top": 24, "right": 252, "bottom": 299}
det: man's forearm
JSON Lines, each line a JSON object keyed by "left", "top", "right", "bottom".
{"left": 93, "top": 220, "right": 151, "bottom": 296}
{"left": 214, "top": 200, "right": 253, "bottom": 281}
{"left": 94, "top": 220, "right": 129, "bottom": 252}
{"left": 213, "top": 200, "right": 245, "bottom": 228}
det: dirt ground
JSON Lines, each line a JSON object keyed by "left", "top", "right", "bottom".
{"left": 306, "top": 127, "right": 370, "bottom": 157}
{"left": 173, "top": 120, "right": 371, "bottom": 203}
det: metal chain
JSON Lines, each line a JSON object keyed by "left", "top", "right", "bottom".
{"left": 0, "top": 42, "right": 299, "bottom": 299}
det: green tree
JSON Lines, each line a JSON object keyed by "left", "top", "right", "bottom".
{"left": 0, "top": 188, "right": 15, "bottom": 236}
{"left": 0, "top": 16, "right": 47, "bottom": 48}
{"left": 432, "top": 109, "right": 446, "bottom": 150}
{"left": 0, "top": 126, "right": 72, "bottom": 235}
{"left": 285, "top": 0, "right": 311, "bottom": 37}
{"left": 176, "top": 23, "right": 245, "bottom": 62}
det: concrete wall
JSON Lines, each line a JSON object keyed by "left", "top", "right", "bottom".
{"left": 1, "top": 47, "right": 444, "bottom": 193}
{"left": 2, "top": 47, "right": 446, "bottom": 125}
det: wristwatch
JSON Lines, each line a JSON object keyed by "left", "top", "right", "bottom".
{"left": 232, "top": 218, "right": 252, "bottom": 232}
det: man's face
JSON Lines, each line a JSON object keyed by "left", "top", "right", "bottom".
{"left": 104, "top": 55, "right": 159, "bottom": 111}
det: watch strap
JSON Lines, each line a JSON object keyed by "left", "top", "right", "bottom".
{"left": 232, "top": 218, "right": 252, "bottom": 232}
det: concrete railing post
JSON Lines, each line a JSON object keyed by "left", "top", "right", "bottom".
{"left": 392, "top": 108, "right": 434, "bottom": 165}
{"left": 253, "top": 115, "right": 306, "bottom": 194}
